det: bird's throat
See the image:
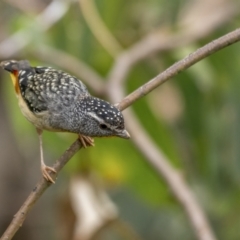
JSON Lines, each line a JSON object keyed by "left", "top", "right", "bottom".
{"left": 10, "top": 71, "right": 20, "bottom": 95}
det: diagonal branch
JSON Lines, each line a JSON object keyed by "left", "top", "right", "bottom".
{"left": 116, "top": 28, "right": 240, "bottom": 111}
{"left": 0, "top": 140, "right": 82, "bottom": 240}
{"left": 1, "top": 28, "right": 240, "bottom": 240}
{"left": 107, "top": 0, "right": 239, "bottom": 102}
{"left": 108, "top": 28, "right": 240, "bottom": 240}
{"left": 122, "top": 109, "right": 216, "bottom": 240}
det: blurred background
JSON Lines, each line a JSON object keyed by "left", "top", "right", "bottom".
{"left": 1, "top": 0, "right": 240, "bottom": 239}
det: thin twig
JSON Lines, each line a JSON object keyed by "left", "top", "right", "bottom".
{"left": 107, "top": 29, "right": 240, "bottom": 240}
{"left": 121, "top": 109, "right": 216, "bottom": 240}
{"left": 1, "top": 28, "right": 240, "bottom": 240}
{"left": 116, "top": 28, "right": 240, "bottom": 111}
{"left": 0, "top": 140, "right": 82, "bottom": 240}
{"left": 107, "top": 0, "right": 239, "bottom": 102}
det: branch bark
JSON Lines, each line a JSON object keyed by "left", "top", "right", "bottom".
{"left": 107, "top": 28, "right": 240, "bottom": 240}
{"left": 107, "top": 0, "right": 240, "bottom": 102}
{"left": 1, "top": 28, "right": 240, "bottom": 240}
{"left": 118, "top": 108, "right": 216, "bottom": 240}
{"left": 116, "top": 28, "right": 240, "bottom": 111}
{"left": 0, "top": 140, "right": 82, "bottom": 240}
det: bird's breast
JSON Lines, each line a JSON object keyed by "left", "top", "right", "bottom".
{"left": 10, "top": 72, "right": 20, "bottom": 95}
{"left": 17, "top": 94, "right": 50, "bottom": 130}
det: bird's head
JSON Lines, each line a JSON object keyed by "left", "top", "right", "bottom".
{"left": 77, "top": 96, "right": 130, "bottom": 139}
{"left": 0, "top": 60, "right": 32, "bottom": 94}
{"left": 0, "top": 60, "right": 31, "bottom": 73}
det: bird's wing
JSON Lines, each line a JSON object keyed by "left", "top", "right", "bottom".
{"left": 19, "top": 67, "right": 90, "bottom": 114}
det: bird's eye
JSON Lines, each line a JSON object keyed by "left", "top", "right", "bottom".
{"left": 100, "top": 123, "right": 108, "bottom": 130}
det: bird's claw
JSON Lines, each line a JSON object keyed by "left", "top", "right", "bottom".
{"left": 41, "top": 165, "right": 56, "bottom": 184}
{"left": 79, "top": 135, "right": 94, "bottom": 148}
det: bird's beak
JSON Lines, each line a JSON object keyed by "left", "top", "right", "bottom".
{"left": 0, "top": 60, "right": 17, "bottom": 72}
{"left": 118, "top": 129, "right": 130, "bottom": 139}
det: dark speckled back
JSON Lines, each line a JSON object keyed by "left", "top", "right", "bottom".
{"left": 18, "top": 66, "right": 90, "bottom": 113}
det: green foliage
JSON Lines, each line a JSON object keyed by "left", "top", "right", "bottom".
{"left": 2, "top": 0, "right": 240, "bottom": 239}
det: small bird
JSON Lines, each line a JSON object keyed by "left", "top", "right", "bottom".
{"left": 0, "top": 60, "right": 130, "bottom": 183}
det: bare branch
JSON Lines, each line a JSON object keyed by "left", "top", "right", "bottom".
{"left": 107, "top": 0, "right": 240, "bottom": 102}
{"left": 117, "top": 28, "right": 240, "bottom": 111}
{"left": 107, "top": 29, "right": 240, "bottom": 240}
{"left": 2, "top": 28, "right": 240, "bottom": 240}
{"left": 0, "top": 140, "right": 82, "bottom": 240}
{"left": 121, "top": 109, "right": 216, "bottom": 240}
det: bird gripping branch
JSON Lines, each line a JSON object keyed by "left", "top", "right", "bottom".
{"left": 0, "top": 60, "right": 130, "bottom": 183}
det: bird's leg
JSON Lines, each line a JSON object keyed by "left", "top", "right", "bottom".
{"left": 36, "top": 128, "right": 56, "bottom": 183}
{"left": 78, "top": 134, "right": 94, "bottom": 148}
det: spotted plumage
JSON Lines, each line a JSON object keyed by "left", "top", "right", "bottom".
{"left": 17, "top": 65, "right": 89, "bottom": 114}
{"left": 0, "top": 60, "right": 130, "bottom": 183}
